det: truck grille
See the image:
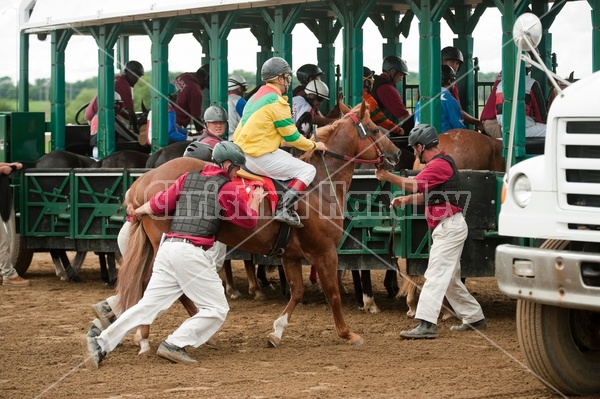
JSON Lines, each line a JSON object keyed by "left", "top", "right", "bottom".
{"left": 560, "top": 121, "right": 600, "bottom": 221}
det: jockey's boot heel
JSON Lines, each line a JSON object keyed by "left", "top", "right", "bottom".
{"left": 274, "top": 179, "right": 306, "bottom": 228}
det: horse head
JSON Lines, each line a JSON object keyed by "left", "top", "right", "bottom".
{"left": 312, "top": 102, "right": 400, "bottom": 171}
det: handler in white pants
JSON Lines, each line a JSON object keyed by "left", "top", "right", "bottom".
{"left": 84, "top": 142, "right": 261, "bottom": 368}
{"left": 375, "top": 124, "right": 486, "bottom": 340}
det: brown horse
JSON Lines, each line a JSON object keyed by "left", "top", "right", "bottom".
{"left": 117, "top": 102, "right": 400, "bottom": 347}
{"left": 413, "top": 129, "right": 505, "bottom": 172}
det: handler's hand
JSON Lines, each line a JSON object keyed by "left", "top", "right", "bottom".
{"left": 391, "top": 196, "right": 408, "bottom": 208}
{"left": 375, "top": 169, "right": 391, "bottom": 181}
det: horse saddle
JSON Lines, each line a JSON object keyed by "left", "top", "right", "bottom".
{"left": 232, "top": 169, "right": 279, "bottom": 213}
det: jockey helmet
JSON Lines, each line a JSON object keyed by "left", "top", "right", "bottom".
{"left": 382, "top": 55, "right": 409, "bottom": 75}
{"left": 441, "top": 47, "right": 464, "bottom": 65}
{"left": 304, "top": 80, "right": 329, "bottom": 100}
{"left": 363, "top": 67, "right": 375, "bottom": 80}
{"left": 228, "top": 74, "right": 248, "bottom": 91}
{"left": 212, "top": 141, "right": 246, "bottom": 168}
{"left": 204, "top": 106, "right": 228, "bottom": 123}
{"left": 124, "top": 60, "right": 144, "bottom": 76}
{"left": 408, "top": 124, "right": 439, "bottom": 149}
{"left": 183, "top": 141, "right": 213, "bottom": 162}
{"left": 441, "top": 65, "right": 457, "bottom": 85}
{"left": 296, "top": 64, "right": 323, "bottom": 85}
{"left": 261, "top": 57, "right": 292, "bottom": 83}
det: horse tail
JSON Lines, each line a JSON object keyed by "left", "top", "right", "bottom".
{"left": 115, "top": 220, "right": 154, "bottom": 312}
{"left": 0, "top": 174, "right": 12, "bottom": 222}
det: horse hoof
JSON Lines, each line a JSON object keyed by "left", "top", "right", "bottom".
{"left": 267, "top": 333, "right": 280, "bottom": 348}
{"left": 253, "top": 291, "right": 267, "bottom": 301}
{"left": 228, "top": 290, "right": 242, "bottom": 300}
{"left": 138, "top": 339, "right": 151, "bottom": 355}
{"left": 349, "top": 336, "right": 364, "bottom": 346}
{"left": 368, "top": 305, "right": 381, "bottom": 314}
{"left": 205, "top": 337, "right": 220, "bottom": 350}
{"left": 406, "top": 310, "right": 416, "bottom": 318}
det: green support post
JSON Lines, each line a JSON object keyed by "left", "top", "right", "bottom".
{"left": 49, "top": 30, "right": 72, "bottom": 150}
{"left": 18, "top": 34, "right": 29, "bottom": 112}
{"left": 250, "top": 24, "right": 273, "bottom": 87}
{"left": 307, "top": 17, "right": 341, "bottom": 108}
{"left": 197, "top": 12, "right": 239, "bottom": 111}
{"left": 90, "top": 24, "right": 121, "bottom": 158}
{"left": 144, "top": 18, "right": 178, "bottom": 152}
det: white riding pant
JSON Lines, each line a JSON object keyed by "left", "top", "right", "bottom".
{"left": 244, "top": 149, "right": 316, "bottom": 186}
{"left": 0, "top": 221, "right": 18, "bottom": 280}
{"left": 415, "top": 212, "right": 484, "bottom": 325}
{"left": 96, "top": 240, "right": 229, "bottom": 352}
{"left": 497, "top": 115, "right": 546, "bottom": 137}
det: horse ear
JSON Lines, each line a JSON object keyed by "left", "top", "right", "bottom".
{"left": 568, "top": 71, "right": 574, "bottom": 82}
{"left": 141, "top": 101, "right": 149, "bottom": 114}
{"left": 359, "top": 101, "right": 367, "bottom": 119}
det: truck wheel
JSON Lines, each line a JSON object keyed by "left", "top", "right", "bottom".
{"left": 4, "top": 209, "right": 33, "bottom": 276}
{"left": 517, "top": 299, "right": 600, "bottom": 395}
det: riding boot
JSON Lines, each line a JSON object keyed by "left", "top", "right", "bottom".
{"left": 274, "top": 179, "right": 306, "bottom": 228}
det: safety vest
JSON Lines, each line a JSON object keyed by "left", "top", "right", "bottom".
{"left": 426, "top": 154, "right": 460, "bottom": 207}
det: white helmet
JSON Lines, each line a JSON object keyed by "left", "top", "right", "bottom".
{"left": 228, "top": 74, "right": 248, "bottom": 91}
{"left": 305, "top": 80, "right": 329, "bottom": 100}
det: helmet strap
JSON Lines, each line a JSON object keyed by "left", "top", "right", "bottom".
{"left": 227, "top": 162, "right": 236, "bottom": 175}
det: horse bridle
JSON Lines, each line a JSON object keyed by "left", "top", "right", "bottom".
{"left": 318, "top": 112, "right": 391, "bottom": 169}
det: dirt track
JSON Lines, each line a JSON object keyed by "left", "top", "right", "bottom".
{"left": 0, "top": 252, "right": 588, "bottom": 399}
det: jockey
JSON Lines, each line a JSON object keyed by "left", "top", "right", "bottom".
{"left": 292, "top": 63, "right": 323, "bottom": 97}
{"left": 495, "top": 61, "right": 547, "bottom": 137}
{"left": 146, "top": 83, "right": 188, "bottom": 145}
{"left": 196, "top": 106, "right": 228, "bottom": 147}
{"left": 371, "top": 55, "right": 412, "bottom": 131}
{"left": 362, "top": 67, "right": 404, "bottom": 136}
{"left": 441, "top": 46, "right": 484, "bottom": 131}
{"left": 414, "top": 65, "right": 466, "bottom": 132}
{"left": 292, "top": 79, "right": 330, "bottom": 136}
{"left": 233, "top": 57, "right": 328, "bottom": 227}
{"left": 227, "top": 74, "right": 248, "bottom": 139}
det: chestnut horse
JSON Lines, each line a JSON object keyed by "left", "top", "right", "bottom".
{"left": 117, "top": 102, "right": 400, "bottom": 347}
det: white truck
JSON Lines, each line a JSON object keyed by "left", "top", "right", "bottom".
{"left": 495, "top": 14, "right": 600, "bottom": 396}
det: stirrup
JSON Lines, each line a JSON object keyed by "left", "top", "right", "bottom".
{"left": 273, "top": 210, "right": 304, "bottom": 228}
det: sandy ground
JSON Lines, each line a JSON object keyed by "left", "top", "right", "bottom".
{"left": 0, "top": 252, "right": 588, "bottom": 399}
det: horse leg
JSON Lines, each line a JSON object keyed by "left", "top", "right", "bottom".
{"left": 98, "top": 253, "right": 109, "bottom": 284}
{"left": 257, "top": 265, "right": 275, "bottom": 290}
{"left": 134, "top": 325, "right": 151, "bottom": 355}
{"left": 107, "top": 252, "right": 118, "bottom": 286}
{"left": 49, "top": 249, "right": 68, "bottom": 280}
{"left": 383, "top": 270, "right": 399, "bottom": 298}
{"left": 267, "top": 259, "right": 304, "bottom": 348}
{"left": 221, "top": 259, "right": 242, "bottom": 299}
{"left": 313, "top": 256, "right": 363, "bottom": 345}
{"left": 56, "top": 249, "right": 82, "bottom": 282}
{"left": 278, "top": 265, "right": 289, "bottom": 300}
{"left": 244, "top": 260, "right": 266, "bottom": 301}
{"left": 70, "top": 251, "right": 87, "bottom": 274}
{"left": 400, "top": 275, "right": 421, "bottom": 318}
{"left": 351, "top": 270, "right": 364, "bottom": 309}
{"left": 361, "top": 270, "right": 380, "bottom": 314}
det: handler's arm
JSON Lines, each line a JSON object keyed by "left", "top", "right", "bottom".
{"left": 375, "top": 169, "right": 418, "bottom": 193}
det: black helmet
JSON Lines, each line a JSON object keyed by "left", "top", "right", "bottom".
{"left": 124, "top": 60, "right": 144, "bottom": 76}
{"left": 212, "top": 141, "right": 246, "bottom": 167}
{"left": 363, "top": 67, "right": 374, "bottom": 79}
{"left": 382, "top": 55, "right": 409, "bottom": 75}
{"left": 441, "top": 65, "right": 457, "bottom": 85}
{"left": 408, "top": 124, "right": 439, "bottom": 149}
{"left": 441, "top": 46, "right": 464, "bottom": 64}
{"left": 261, "top": 57, "right": 292, "bottom": 82}
{"left": 296, "top": 64, "right": 323, "bottom": 84}
{"left": 183, "top": 141, "right": 213, "bottom": 162}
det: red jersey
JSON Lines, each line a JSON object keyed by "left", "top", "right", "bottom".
{"left": 174, "top": 72, "right": 203, "bottom": 128}
{"left": 372, "top": 74, "right": 410, "bottom": 120}
{"left": 415, "top": 153, "right": 463, "bottom": 230}
{"left": 85, "top": 75, "right": 133, "bottom": 121}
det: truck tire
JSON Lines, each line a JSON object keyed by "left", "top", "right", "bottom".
{"left": 516, "top": 299, "right": 600, "bottom": 395}
{"left": 4, "top": 209, "right": 34, "bottom": 276}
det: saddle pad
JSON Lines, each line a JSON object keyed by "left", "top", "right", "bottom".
{"left": 231, "top": 176, "right": 278, "bottom": 213}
